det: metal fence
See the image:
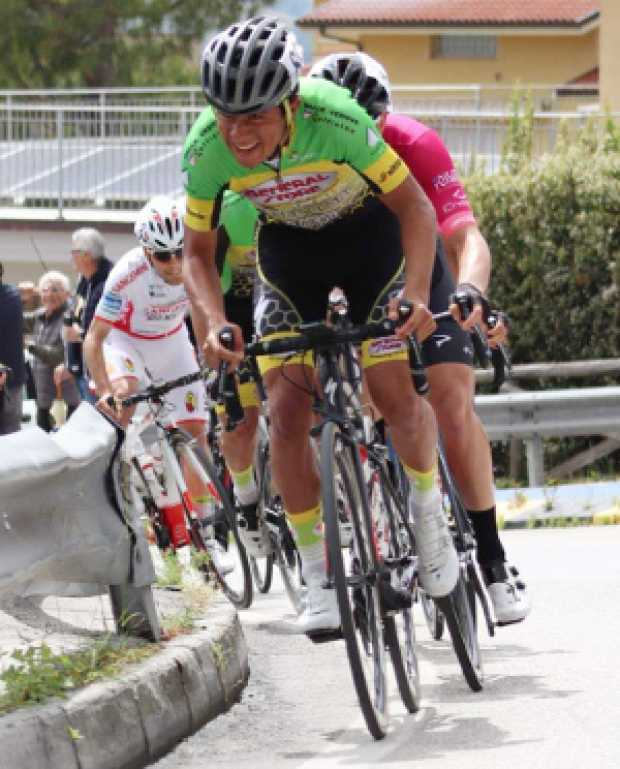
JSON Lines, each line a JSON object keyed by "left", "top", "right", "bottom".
{"left": 0, "top": 84, "right": 611, "bottom": 218}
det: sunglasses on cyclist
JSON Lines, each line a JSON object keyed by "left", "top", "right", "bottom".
{"left": 151, "top": 248, "right": 183, "bottom": 263}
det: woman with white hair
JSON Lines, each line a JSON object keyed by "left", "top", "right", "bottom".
{"left": 24, "top": 270, "right": 81, "bottom": 431}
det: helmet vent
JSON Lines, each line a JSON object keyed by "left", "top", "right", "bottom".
{"left": 259, "top": 70, "right": 274, "bottom": 97}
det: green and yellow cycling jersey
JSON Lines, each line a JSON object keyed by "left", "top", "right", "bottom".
{"left": 183, "top": 77, "right": 409, "bottom": 233}
{"left": 221, "top": 191, "right": 257, "bottom": 273}
{"left": 219, "top": 191, "right": 258, "bottom": 297}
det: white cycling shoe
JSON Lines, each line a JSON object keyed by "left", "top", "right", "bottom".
{"left": 294, "top": 583, "right": 340, "bottom": 635}
{"left": 237, "top": 505, "right": 273, "bottom": 558}
{"left": 484, "top": 562, "right": 531, "bottom": 625}
{"left": 412, "top": 503, "right": 459, "bottom": 598}
{"left": 205, "top": 538, "right": 235, "bottom": 576}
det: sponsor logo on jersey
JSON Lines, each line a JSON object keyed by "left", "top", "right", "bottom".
{"left": 148, "top": 284, "right": 168, "bottom": 298}
{"left": 145, "top": 299, "right": 188, "bottom": 321}
{"left": 368, "top": 337, "right": 406, "bottom": 357}
{"left": 379, "top": 158, "right": 404, "bottom": 184}
{"left": 101, "top": 291, "right": 122, "bottom": 315}
{"left": 367, "top": 127, "right": 379, "bottom": 147}
{"left": 243, "top": 172, "right": 336, "bottom": 205}
{"left": 185, "top": 392, "right": 197, "bottom": 413}
{"left": 124, "top": 357, "right": 135, "bottom": 372}
{"left": 112, "top": 262, "right": 149, "bottom": 293}
{"left": 432, "top": 168, "right": 458, "bottom": 190}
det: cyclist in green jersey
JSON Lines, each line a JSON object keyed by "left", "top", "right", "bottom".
{"left": 182, "top": 16, "right": 458, "bottom": 634}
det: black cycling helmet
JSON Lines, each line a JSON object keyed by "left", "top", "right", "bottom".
{"left": 201, "top": 16, "right": 303, "bottom": 114}
{"left": 309, "top": 52, "right": 391, "bottom": 119}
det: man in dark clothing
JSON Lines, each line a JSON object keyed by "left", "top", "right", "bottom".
{"left": 0, "top": 261, "right": 26, "bottom": 434}
{"left": 55, "top": 228, "right": 113, "bottom": 402}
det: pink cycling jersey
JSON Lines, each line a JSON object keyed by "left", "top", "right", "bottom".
{"left": 381, "top": 114, "right": 476, "bottom": 237}
{"left": 95, "top": 247, "right": 189, "bottom": 339}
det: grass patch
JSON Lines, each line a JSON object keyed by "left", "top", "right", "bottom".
{"left": 0, "top": 638, "right": 159, "bottom": 715}
{"left": 156, "top": 549, "right": 184, "bottom": 588}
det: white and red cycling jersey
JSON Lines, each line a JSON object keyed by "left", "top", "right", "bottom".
{"left": 95, "top": 247, "right": 189, "bottom": 339}
{"left": 381, "top": 114, "right": 477, "bottom": 237}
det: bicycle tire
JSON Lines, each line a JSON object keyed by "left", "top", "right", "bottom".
{"left": 256, "top": 432, "right": 305, "bottom": 612}
{"left": 420, "top": 590, "right": 445, "bottom": 641}
{"left": 321, "top": 422, "right": 388, "bottom": 740}
{"left": 249, "top": 554, "right": 274, "bottom": 593}
{"left": 436, "top": 564, "right": 483, "bottom": 691}
{"left": 435, "top": 451, "right": 483, "bottom": 691}
{"left": 170, "top": 431, "right": 253, "bottom": 609}
{"left": 371, "top": 465, "right": 421, "bottom": 713}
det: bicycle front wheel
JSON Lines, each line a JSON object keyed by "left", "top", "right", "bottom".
{"left": 170, "top": 431, "right": 253, "bottom": 609}
{"left": 321, "top": 422, "right": 388, "bottom": 740}
{"left": 436, "top": 562, "right": 483, "bottom": 691}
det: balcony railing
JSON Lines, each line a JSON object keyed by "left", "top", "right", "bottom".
{"left": 0, "top": 85, "right": 608, "bottom": 220}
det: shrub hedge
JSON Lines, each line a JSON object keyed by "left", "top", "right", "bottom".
{"left": 462, "top": 106, "right": 620, "bottom": 480}
{"left": 464, "top": 111, "right": 620, "bottom": 367}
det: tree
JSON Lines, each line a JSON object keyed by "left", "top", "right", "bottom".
{"left": 0, "top": 0, "right": 274, "bottom": 88}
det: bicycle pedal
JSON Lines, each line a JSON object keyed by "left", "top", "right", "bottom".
{"left": 305, "top": 628, "right": 343, "bottom": 643}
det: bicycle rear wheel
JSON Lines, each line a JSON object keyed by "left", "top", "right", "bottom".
{"left": 419, "top": 590, "right": 445, "bottom": 641}
{"left": 256, "top": 431, "right": 305, "bottom": 612}
{"left": 436, "top": 562, "right": 483, "bottom": 691}
{"left": 436, "top": 452, "right": 483, "bottom": 691}
{"left": 321, "top": 422, "right": 388, "bottom": 740}
{"left": 170, "top": 431, "right": 253, "bottom": 609}
{"left": 249, "top": 554, "right": 274, "bottom": 593}
{"left": 370, "top": 462, "right": 421, "bottom": 714}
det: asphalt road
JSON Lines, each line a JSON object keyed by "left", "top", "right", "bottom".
{"left": 150, "top": 526, "right": 620, "bottom": 769}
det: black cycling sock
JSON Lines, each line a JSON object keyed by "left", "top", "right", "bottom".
{"left": 468, "top": 506, "right": 505, "bottom": 567}
{"left": 36, "top": 407, "right": 53, "bottom": 432}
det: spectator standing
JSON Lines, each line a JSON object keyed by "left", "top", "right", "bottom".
{"left": 25, "top": 271, "right": 80, "bottom": 431}
{"left": 56, "top": 228, "right": 113, "bottom": 402}
{"left": 0, "top": 261, "right": 26, "bottom": 435}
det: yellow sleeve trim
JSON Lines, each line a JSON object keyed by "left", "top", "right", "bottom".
{"left": 185, "top": 195, "right": 216, "bottom": 232}
{"left": 363, "top": 147, "right": 410, "bottom": 195}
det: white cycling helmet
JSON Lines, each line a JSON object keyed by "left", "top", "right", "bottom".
{"left": 202, "top": 16, "right": 304, "bottom": 114}
{"left": 134, "top": 195, "right": 184, "bottom": 251}
{"left": 309, "top": 52, "right": 391, "bottom": 118}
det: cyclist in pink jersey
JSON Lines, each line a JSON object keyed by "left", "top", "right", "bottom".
{"left": 311, "top": 53, "right": 529, "bottom": 625}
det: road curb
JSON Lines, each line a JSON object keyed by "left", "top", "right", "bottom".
{"left": 0, "top": 597, "right": 249, "bottom": 769}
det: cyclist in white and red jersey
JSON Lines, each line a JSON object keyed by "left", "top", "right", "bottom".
{"left": 83, "top": 195, "right": 233, "bottom": 574}
{"left": 310, "top": 52, "right": 529, "bottom": 625}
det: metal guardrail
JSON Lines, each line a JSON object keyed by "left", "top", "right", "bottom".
{"left": 0, "top": 403, "right": 160, "bottom": 640}
{"left": 475, "top": 386, "right": 620, "bottom": 486}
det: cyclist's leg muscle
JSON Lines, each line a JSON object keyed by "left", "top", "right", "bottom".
{"left": 427, "top": 362, "right": 494, "bottom": 510}
{"left": 365, "top": 361, "right": 437, "bottom": 472}
{"left": 263, "top": 364, "right": 320, "bottom": 514}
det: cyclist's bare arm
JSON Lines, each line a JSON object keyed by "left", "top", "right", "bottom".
{"left": 183, "top": 224, "right": 243, "bottom": 367}
{"left": 83, "top": 318, "right": 136, "bottom": 421}
{"left": 443, "top": 224, "right": 507, "bottom": 345}
{"left": 379, "top": 175, "right": 437, "bottom": 341}
{"left": 83, "top": 318, "right": 114, "bottom": 401}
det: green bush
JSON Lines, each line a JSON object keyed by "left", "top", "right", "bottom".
{"left": 464, "top": 105, "right": 620, "bottom": 479}
{"left": 465, "top": 110, "right": 620, "bottom": 366}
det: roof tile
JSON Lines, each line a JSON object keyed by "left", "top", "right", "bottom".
{"left": 298, "top": 0, "right": 600, "bottom": 26}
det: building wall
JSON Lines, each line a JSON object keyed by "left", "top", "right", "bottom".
{"left": 600, "top": 0, "right": 620, "bottom": 111}
{"left": 357, "top": 30, "right": 597, "bottom": 86}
